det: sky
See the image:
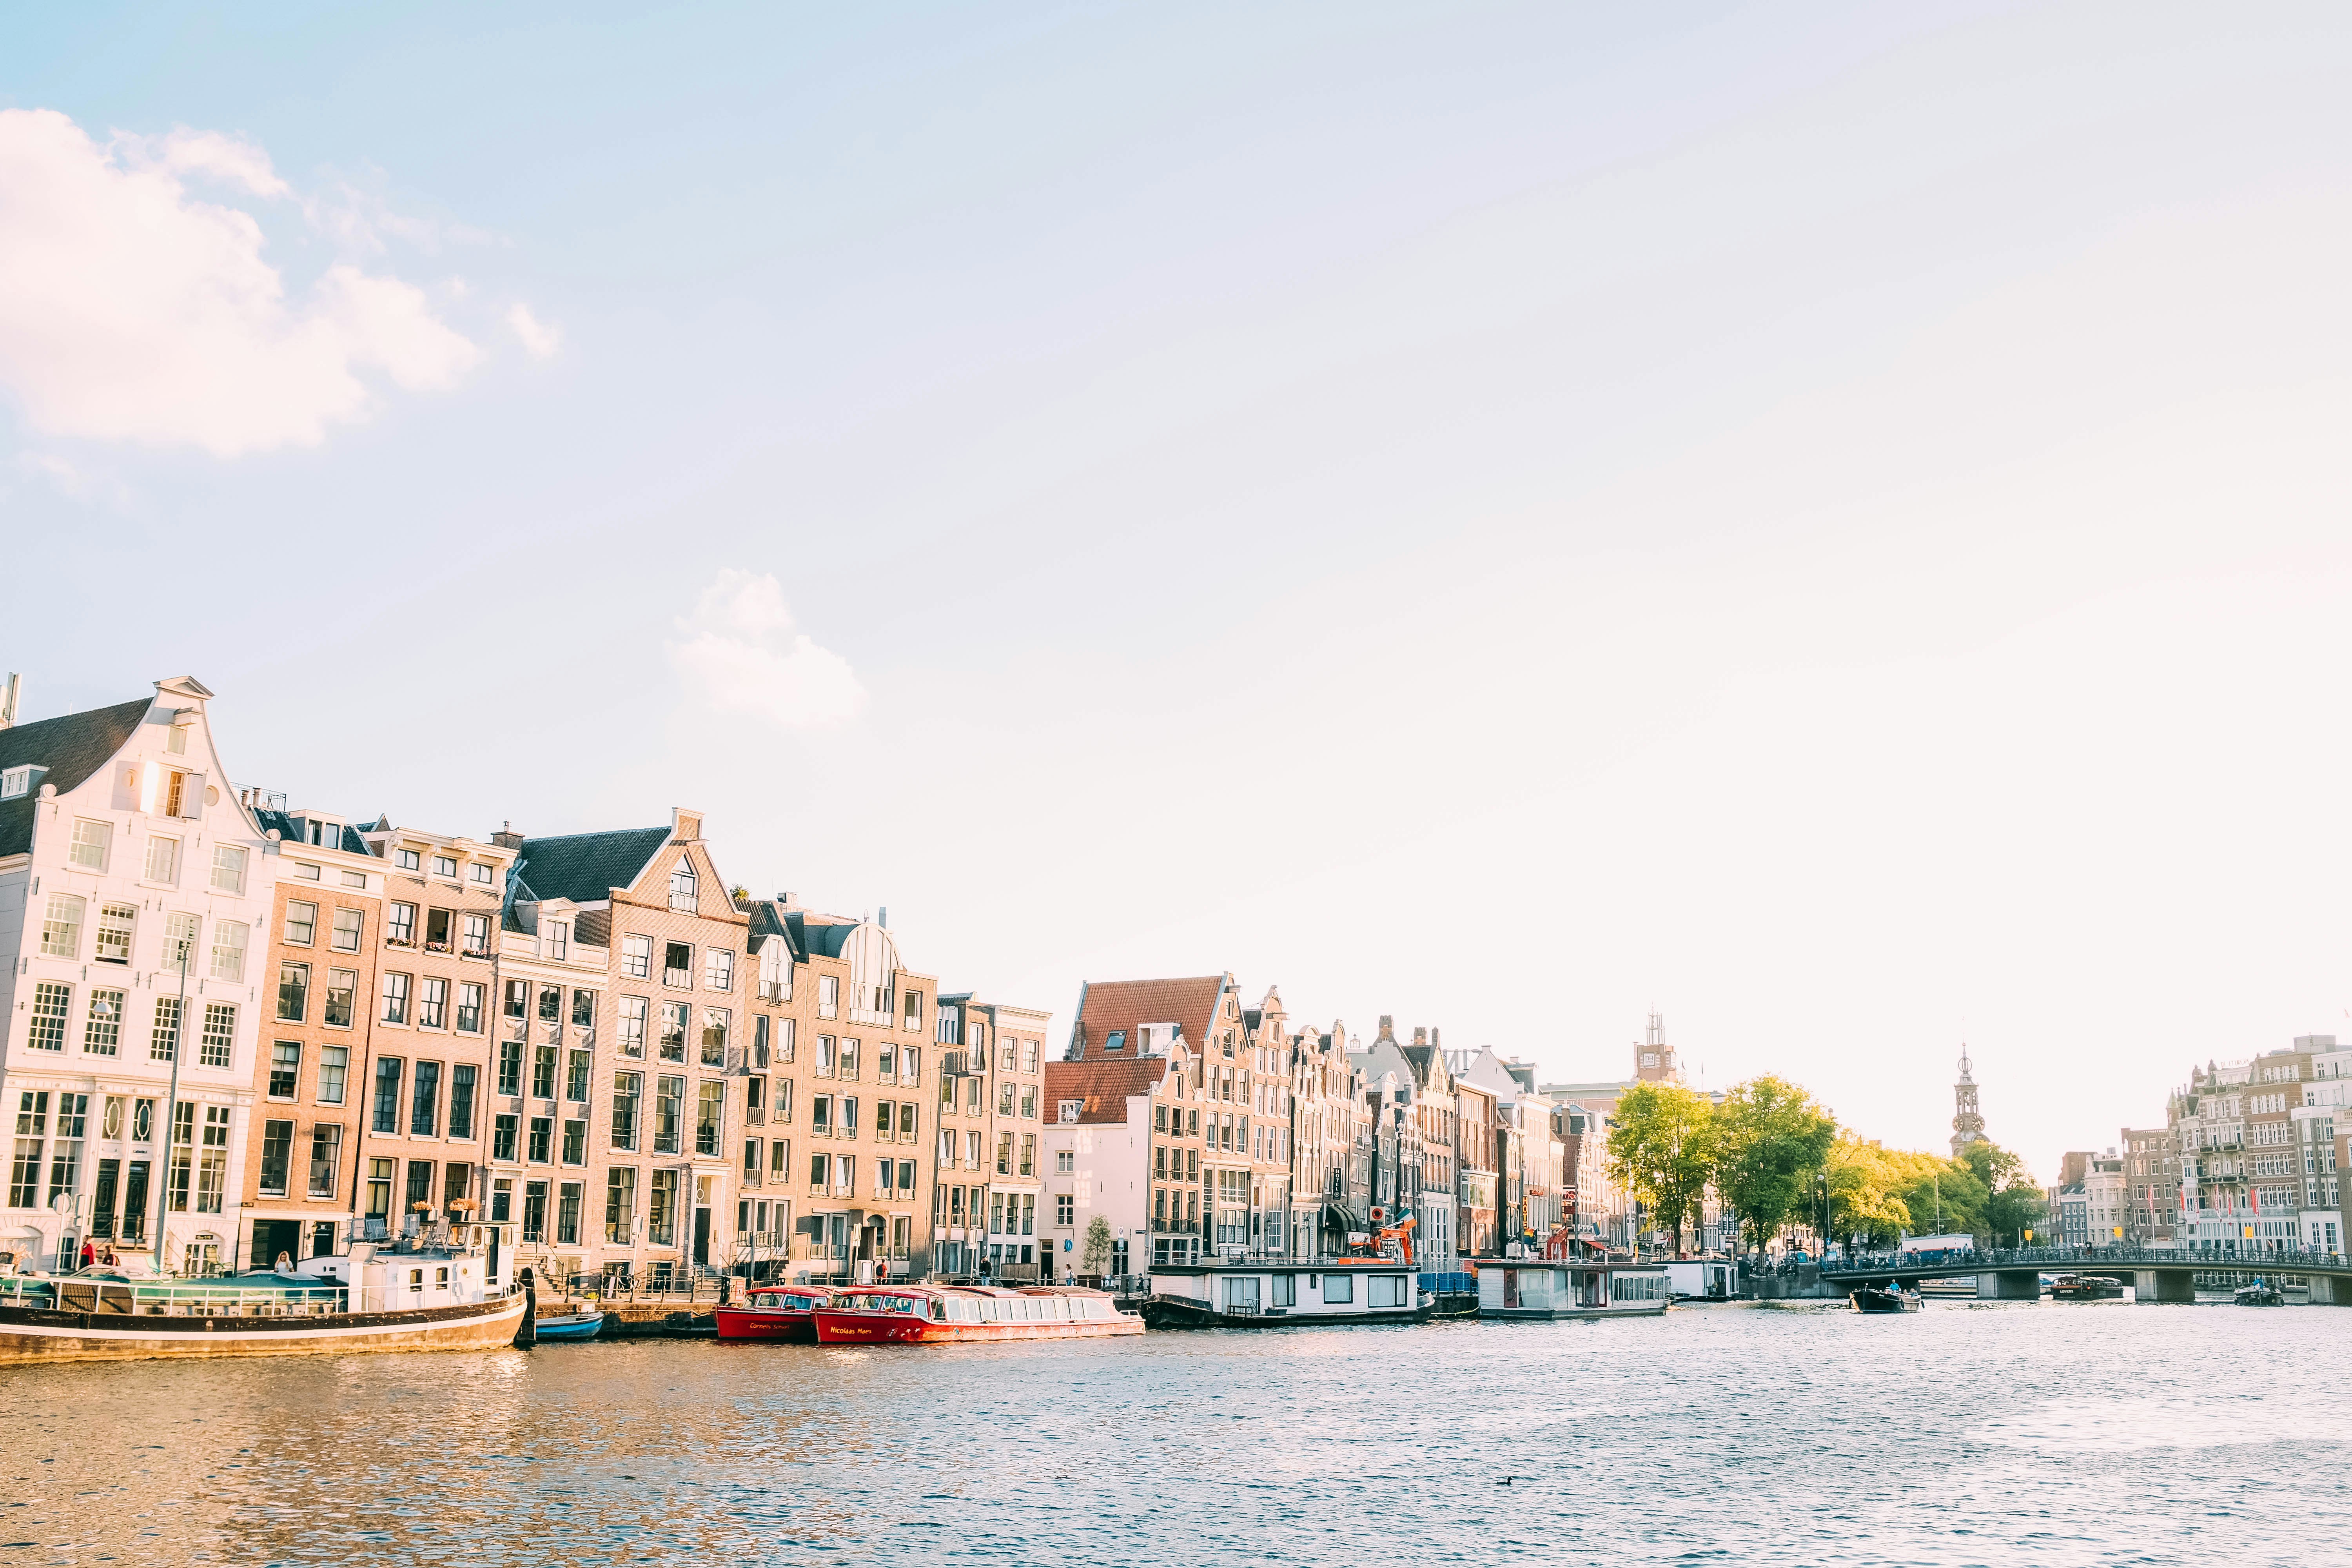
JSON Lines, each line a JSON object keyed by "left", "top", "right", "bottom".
{"left": 5, "top": 2, "right": 2352, "bottom": 1180}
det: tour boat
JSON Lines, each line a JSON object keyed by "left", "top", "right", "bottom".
{"left": 0, "top": 1246, "right": 530, "bottom": 1365}
{"left": 2047, "top": 1274, "right": 2124, "bottom": 1301}
{"left": 714, "top": 1283, "right": 835, "bottom": 1343}
{"left": 2234, "top": 1282, "right": 2285, "bottom": 1307}
{"left": 1477, "top": 1261, "right": 1673, "bottom": 1321}
{"left": 1848, "top": 1283, "right": 1924, "bottom": 1313}
{"left": 1142, "top": 1260, "right": 1429, "bottom": 1328}
{"left": 811, "top": 1283, "right": 1142, "bottom": 1344}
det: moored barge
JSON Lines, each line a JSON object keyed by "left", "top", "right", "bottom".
{"left": 1477, "top": 1261, "right": 1672, "bottom": 1321}
{"left": 1142, "top": 1260, "right": 1429, "bottom": 1328}
{"left": 0, "top": 1246, "right": 528, "bottom": 1365}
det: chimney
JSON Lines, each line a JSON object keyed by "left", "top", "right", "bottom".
{"left": 0, "top": 672, "right": 18, "bottom": 729}
{"left": 1430, "top": 1027, "right": 1440, "bottom": 1049}
{"left": 1412, "top": 1027, "right": 1426, "bottom": 1047}
{"left": 777, "top": 891, "right": 794, "bottom": 907}
{"left": 671, "top": 806, "right": 702, "bottom": 842}
{"left": 1377, "top": 1015, "right": 1394, "bottom": 1043}
{"left": 491, "top": 822, "right": 525, "bottom": 851}
{"left": 878, "top": 905, "right": 888, "bottom": 929}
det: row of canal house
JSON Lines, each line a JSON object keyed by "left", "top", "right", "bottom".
{"left": 0, "top": 675, "right": 1064, "bottom": 1286}
{"left": 1036, "top": 976, "right": 1604, "bottom": 1275}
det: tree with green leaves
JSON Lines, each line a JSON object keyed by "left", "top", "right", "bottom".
{"left": 1081, "top": 1215, "right": 1113, "bottom": 1276}
{"left": 1825, "top": 1136, "right": 1918, "bottom": 1249}
{"left": 1711, "top": 1075, "right": 1838, "bottom": 1252}
{"left": 1606, "top": 1081, "right": 1717, "bottom": 1253}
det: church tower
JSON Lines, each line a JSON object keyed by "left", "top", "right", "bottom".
{"left": 1950, "top": 1046, "right": 1987, "bottom": 1157}
{"left": 1635, "top": 1012, "right": 1681, "bottom": 1084}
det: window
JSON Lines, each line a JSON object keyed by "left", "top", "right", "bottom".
{"left": 331, "top": 908, "right": 363, "bottom": 953}
{"left": 520, "top": 1179, "right": 547, "bottom": 1241}
{"left": 418, "top": 976, "right": 448, "bottom": 1030}
{"left": 505, "top": 980, "right": 529, "bottom": 1020}
{"left": 471, "top": 861, "right": 495, "bottom": 886}
{"left": 659, "top": 1003, "right": 689, "bottom": 1063}
{"left": 449, "top": 1064, "right": 477, "bottom": 1140}
{"left": 156, "top": 911, "right": 198, "bottom": 973}
{"left": 557, "top": 1182, "right": 583, "bottom": 1245}
{"left": 343, "top": 870, "right": 368, "bottom": 889}
{"left": 88, "top": 901, "right": 135, "bottom": 965}
{"left": 669, "top": 863, "right": 698, "bottom": 912}
{"left": 532, "top": 1045, "right": 558, "bottom": 1100}
{"left": 381, "top": 972, "right": 411, "bottom": 1025}
{"left": 1056, "top": 1195, "right": 1074, "bottom": 1226}
{"left": 815, "top": 1034, "right": 836, "bottom": 1079}
{"left": 664, "top": 942, "right": 692, "bottom": 987}
{"left": 1368, "top": 1275, "right": 1407, "bottom": 1308}
{"left": 773, "top": 1078, "right": 794, "bottom": 1123}
{"left": 492, "top": 1114, "right": 519, "bottom": 1162}
{"left": 396, "top": 848, "right": 421, "bottom": 872}
{"left": 812, "top": 1094, "right": 833, "bottom": 1136}
{"left": 431, "top": 854, "right": 457, "bottom": 879}
{"left": 388, "top": 903, "right": 417, "bottom": 944}
{"left": 145, "top": 835, "right": 180, "bottom": 884}
{"left": 612, "top": 1072, "right": 642, "bottom": 1150}
{"left": 743, "top": 1138, "right": 763, "bottom": 1186}
{"left": 69, "top": 817, "right": 111, "bottom": 871}
{"left": 1022, "top": 1040, "right": 1039, "bottom": 1074}
{"left": 618, "top": 996, "right": 648, "bottom": 1058}
{"left": 1056, "top": 1150, "right": 1075, "bottom": 1174}
{"left": 649, "top": 1169, "right": 677, "bottom": 1246}
{"left": 696, "top": 1082, "right": 724, "bottom": 1156}
{"left": 537, "top": 985, "right": 561, "bottom": 1023}
{"left": 323, "top": 969, "right": 356, "bottom": 1029}
{"left": 208, "top": 919, "right": 247, "bottom": 982}
{"left": 27, "top": 982, "right": 70, "bottom": 1053}
{"left": 462, "top": 913, "right": 491, "bottom": 955}
{"left": 839, "top": 1038, "right": 860, "bottom": 1081}
{"left": 200, "top": 1003, "right": 235, "bottom": 1069}
{"left": 144, "top": 995, "right": 180, "bottom": 1064}
{"left": 999, "top": 1082, "right": 1016, "bottom": 1118}
{"left": 39, "top": 894, "right": 83, "bottom": 959}
{"left": 562, "top": 1119, "right": 586, "bottom": 1164}
{"left": 622, "top": 934, "right": 652, "bottom": 980}
{"left": 701, "top": 1009, "right": 729, "bottom": 1067}
{"left": 567, "top": 1049, "right": 592, "bottom": 1103}
{"left": 605, "top": 1166, "right": 637, "bottom": 1243}
{"left": 269, "top": 1042, "right": 301, "bottom": 1099}
{"left": 83, "top": 989, "right": 125, "bottom": 1056}
{"left": 818, "top": 976, "right": 839, "bottom": 1020}
{"left": 527, "top": 1117, "right": 553, "bottom": 1163}
{"left": 776, "top": 1016, "right": 796, "bottom": 1063}
{"left": 456, "top": 982, "right": 484, "bottom": 1034}
{"left": 258, "top": 1120, "right": 294, "bottom": 1196}
{"left": 319, "top": 1044, "right": 348, "bottom": 1105}
{"left": 566, "top": 987, "right": 592, "bottom": 1029}
{"left": 307, "top": 1124, "right": 343, "bottom": 1198}
{"left": 211, "top": 844, "right": 247, "bottom": 895}
{"left": 411, "top": 1060, "right": 444, "bottom": 1136}
{"left": 758, "top": 941, "right": 789, "bottom": 1002}
{"left": 654, "top": 1077, "right": 685, "bottom": 1154}
{"left": 1323, "top": 1272, "right": 1354, "bottom": 1303}
{"left": 1020, "top": 1087, "right": 1037, "bottom": 1121}
{"left": 497, "top": 1039, "right": 523, "bottom": 1096}
{"left": 373, "top": 1060, "right": 404, "bottom": 1134}
{"left": 544, "top": 922, "right": 569, "bottom": 961}
{"left": 705, "top": 949, "right": 733, "bottom": 991}
{"left": 291, "top": 862, "right": 321, "bottom": 881}
{"left": 996, "top": 1132, "right": 1013, "bottom": 1175}
{"left": 1020, "top": 1133, "right": 1035, "bottom": 1177}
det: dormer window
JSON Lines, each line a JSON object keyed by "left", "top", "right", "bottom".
{"left": 431, "top": 854, "right": 458, "bottom": 879}
{"left": 1059, "top": 1101, "right": 1083, "bottom": 1123}
{"left": 0, "top": 765, "right": 34, "bottom": 799}
{"left": 470, "top": 862, "right": 494, "bottom": 885}
{"left": 669, "top": 864, "right": 698, "bottom": 913}
{"left": 396, "top": 848, "right": 421, "bottom": 872}
{"left": 546, "top": 922, "right": 570, "bottom": 961}
{"left": 1105, "top": 1031, "right": 1126, "bottom": 1052}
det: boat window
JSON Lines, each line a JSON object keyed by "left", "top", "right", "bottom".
{"left": 1322, "top": 1273, "right": 1353, "bottom": 1303}
{"left": 1369, "top": 1275, "right": 1406, "bottom": 1308}
{"left": 930, "top": 1299, "right": 948, "bottom": 1321}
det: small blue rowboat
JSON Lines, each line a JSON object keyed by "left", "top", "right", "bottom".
{"left": 534, "top": 1310, "right": 610, "bottom": 1341}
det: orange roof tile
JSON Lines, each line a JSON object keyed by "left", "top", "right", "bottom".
{"left": 1043, "top": 1057, "right": 1170, "bottom": 1123}
{"left": 1073, "top": 975, "right": 1227, "bottom": 1058}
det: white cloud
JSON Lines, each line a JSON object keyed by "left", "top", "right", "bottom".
{"left": 667, "top": 569, "right": 866, "bottom": 728}
{"left": 0, "top": 107, "right": 481, "bottom": 456}
{"left": 507, "top": 303, "right": 563, "bottom": 359}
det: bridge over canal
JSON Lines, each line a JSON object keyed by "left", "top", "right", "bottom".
{"left": 1811, "top": 1246, "right": 2352, "bottom": 1303}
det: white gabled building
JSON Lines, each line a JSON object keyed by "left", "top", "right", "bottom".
{"left": 0, "top": 676, "right": 276, "bottom": 1274}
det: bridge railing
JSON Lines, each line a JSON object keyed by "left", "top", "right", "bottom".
{"left": 1818, "top": 1244, "right": 2350, "bottom": 1277}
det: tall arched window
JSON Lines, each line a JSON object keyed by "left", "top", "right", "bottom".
{"left": 669, "top": 864, "right": 698, "bottom": 913}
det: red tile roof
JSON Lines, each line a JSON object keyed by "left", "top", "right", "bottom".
{"left": 1073, "top": 975, "right": 1228, "bottom": 1058}
{"left": 1044, "top": 1057, "right": 1170, "bottom": 1123}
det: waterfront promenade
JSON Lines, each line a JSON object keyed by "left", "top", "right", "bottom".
{"left": 10, "top": 1299, "right": 2341, "bottom": 1566}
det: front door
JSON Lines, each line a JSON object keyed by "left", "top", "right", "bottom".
{"left": 252, "top": 1220, "right": 301, "bottom": 1272}
{"left": 692, "top": 1207, "right": 711, "bottom": 1266}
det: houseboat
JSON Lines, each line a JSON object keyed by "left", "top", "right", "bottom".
{"left": 1142, "top": 1260, "right": 1428, "bottom": 1328}
{"left": 0, "top": 1244, "right": 530, "bottom": 1365}
{"left": 812, "top": 1284, "right": 1142, "bottom": 1344}
{"left": 715, "top": 1283, "right": 834, "bottom": 1342}
{"left": 1476, "top": 1260, "right": 1671, "bottom": 1321}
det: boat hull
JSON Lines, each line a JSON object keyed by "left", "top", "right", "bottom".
{"left": 1480, "top": 1303, "right": 1670, "bottom": 1321}
{"left": 1142, "top": 1296, "right": 1429, "bottom": 1330}
{"left": 532, "top": 1312, "right": 610, "bottom": 1341}
{"left": 1849, "top": 1289, "right": 1923, "bottom": 1313}
{"left": 0, "top": 1291, "right": 530, "bottom": 1365}
{"left": 813, "top": 1310, "right": 1142, "bottom": 1344}
{"left": 713, "top": 1308, "right": 819, "bottom": 1343}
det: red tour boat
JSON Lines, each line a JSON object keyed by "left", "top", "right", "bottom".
{"left": 713, "top": 1283, "right": 835, "bottom": 1342}
{"left": 811, "top": 1284, "right": 1142, "bottom": 1345}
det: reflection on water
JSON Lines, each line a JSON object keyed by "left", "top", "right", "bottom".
{"left": 7, "top": 1298, "right": 2350, "bottom": 1566}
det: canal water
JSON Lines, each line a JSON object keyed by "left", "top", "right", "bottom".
{"left": 7, "top": 1297, "right": 2347, "bottom": 1566}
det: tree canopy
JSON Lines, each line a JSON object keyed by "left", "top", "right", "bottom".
{"left": 1711, "top": 1075, "right": 1838, "bottom": 1250}
{"left": 1606, "top": 1082, "right": 1717, "bottom": 1250}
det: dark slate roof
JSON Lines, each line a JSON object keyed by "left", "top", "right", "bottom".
{"left": 251, "top": 808, "right": 374, "bottom": 856}
{"left": 0, "top": 697, "right": 151, "bottom": 858}
{"left": 512, "top": 826, "right": 670, "bottom": 904}
{"left": 742, "top": 900, "right": 806, "bottom": 961}
{"left": 788, "top": 911, "right": 858, "bottom": 959}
